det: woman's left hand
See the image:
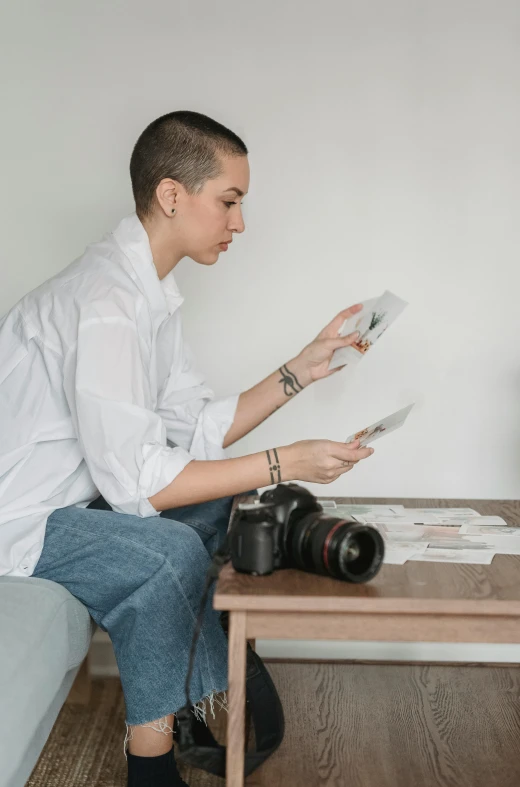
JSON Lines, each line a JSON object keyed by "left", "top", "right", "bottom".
{"left": 295, "top": 304, "right": 363, "bottom": 383}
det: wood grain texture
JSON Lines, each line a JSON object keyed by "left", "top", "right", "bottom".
{"left": 217, "top": 498, "right": 520, "bottom": 786}
{"left": 188, "top": 662, "right": 520, "bottom": 787}
{"left": 215, "top": 499, "right": 520, "bottom": 616}
{"left": 227, "top": 611, "right": 247, "bottom": 787}
{"left": 244, "top": 610, "right": 520, "bottom": 643}
{"left": 243, "top": 662, "right": 520, "bottom": 787}
{"left": 28, "top": 666, "right": 520, "bottom": 787}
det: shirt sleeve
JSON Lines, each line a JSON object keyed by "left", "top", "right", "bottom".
{"left": 156, "top": 338, "right": 240, "bottom": 461}
{"left": 64, "top": 297, "right": 194, "bottom": 517}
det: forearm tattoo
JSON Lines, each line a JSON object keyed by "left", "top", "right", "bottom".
{"left": 266, "top": 448, "right": 282, "bottom": 484}
{"left": 278, "top": 364, "right": 304, "bottom": 398}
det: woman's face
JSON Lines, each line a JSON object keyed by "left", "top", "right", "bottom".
{"left": 173, "top": 153, "right": 250, "bottom": 266}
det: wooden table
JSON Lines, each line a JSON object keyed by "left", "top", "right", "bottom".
{"left": 213, "top": 497, "right": 520, "bottom": 787}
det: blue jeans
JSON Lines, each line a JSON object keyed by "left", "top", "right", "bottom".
{"left": 32, "top": 493, "right": 241, "bottom": 729}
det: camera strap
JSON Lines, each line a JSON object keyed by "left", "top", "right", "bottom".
{"left": 175, "top": 541, "right": 285, "bottom": 778}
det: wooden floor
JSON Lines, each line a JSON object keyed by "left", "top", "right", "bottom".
{"left": 237, "top": 662, "right": 520, "bottom": 787}
{"left": 34, "top": 660, "right": 520, "bottom": 787}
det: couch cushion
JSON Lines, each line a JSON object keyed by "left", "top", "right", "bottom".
{"left": 0, "top": 577, "right": 95, "bottom": 785}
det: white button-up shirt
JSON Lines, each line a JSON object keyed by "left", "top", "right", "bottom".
{"left": 0, "top": 213, "right": 239, "bottom": 578}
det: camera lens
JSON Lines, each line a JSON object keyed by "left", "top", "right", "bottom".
{"left": 288, "top": 514, "right": 384, "bottom": 583}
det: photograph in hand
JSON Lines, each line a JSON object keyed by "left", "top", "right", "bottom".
{"left": 328, "top": 290, "right": 408, "bottom": 371}
{"left": 345, "top": 403, "right": 415, "bottom": 447}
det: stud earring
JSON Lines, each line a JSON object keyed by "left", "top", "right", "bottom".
{"left": 171, "top": 208, "right": 176, "bottom": 215}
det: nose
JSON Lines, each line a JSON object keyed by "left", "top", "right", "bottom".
{"left": 229, "top": 206, "right": 245, "bottom": 234}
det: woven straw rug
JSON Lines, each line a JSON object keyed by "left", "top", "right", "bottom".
{"left": 27, "top": 677, "right": 226, "bottom": 787}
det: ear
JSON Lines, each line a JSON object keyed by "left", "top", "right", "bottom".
{"left": 156, "top": 178, "right": 180, "bottom": 218}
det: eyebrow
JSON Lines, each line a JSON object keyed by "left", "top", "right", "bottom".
{"left": 224, "top": 187, "right": 246, "bottom": 197}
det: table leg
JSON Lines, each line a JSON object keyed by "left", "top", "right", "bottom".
{"left": 227, "top": 611, "right": 247, "bottom": 787}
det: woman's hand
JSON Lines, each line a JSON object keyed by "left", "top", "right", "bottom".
{"left": 280, "top": 437, "right": 374, "bottom": 484}
{"left": 293, "top": 304, "right": 363, "bottom": 383}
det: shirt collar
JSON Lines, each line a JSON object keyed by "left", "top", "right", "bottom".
{"left": 111, "top": 212, "right": 184, "bottom": 320}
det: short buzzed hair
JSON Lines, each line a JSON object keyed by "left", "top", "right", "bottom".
{"left": 129, "top": 110, "right": 248, "bottom": 219}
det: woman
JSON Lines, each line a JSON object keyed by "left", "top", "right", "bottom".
{"left": 0, "top": 110, "right": 373, "bottom": 786}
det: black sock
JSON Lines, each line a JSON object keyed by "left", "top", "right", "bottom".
{"left": 126, "top": 743, "right": 189, "bottom": 787}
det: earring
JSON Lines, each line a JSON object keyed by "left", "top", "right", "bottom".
{"left": 171, "top": 208, "right": 176, "bottom": 215}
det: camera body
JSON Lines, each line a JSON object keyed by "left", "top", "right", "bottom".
{"left": 230, "top": 483, "right": 320, "bottom": 575}
{"left": 229, "top": 483, "right": 384, "bottom": 583}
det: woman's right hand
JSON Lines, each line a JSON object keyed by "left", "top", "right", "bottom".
{"left": 281, "top": 438, "right": 374, "bottom": 484}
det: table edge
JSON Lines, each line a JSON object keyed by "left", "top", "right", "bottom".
{"left": 213, "top": 594, "right": 520, "bottom": 616}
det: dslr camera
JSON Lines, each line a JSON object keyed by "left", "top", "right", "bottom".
{"left": 229, "top": 483, "right": 384, "bottom": 583}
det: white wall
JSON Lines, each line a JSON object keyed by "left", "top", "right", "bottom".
{"left": 2, "top": 0, "right": 519, "bottom": 500}
{"left": 2, "top": 1, "right": 520, "bottom": 664}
